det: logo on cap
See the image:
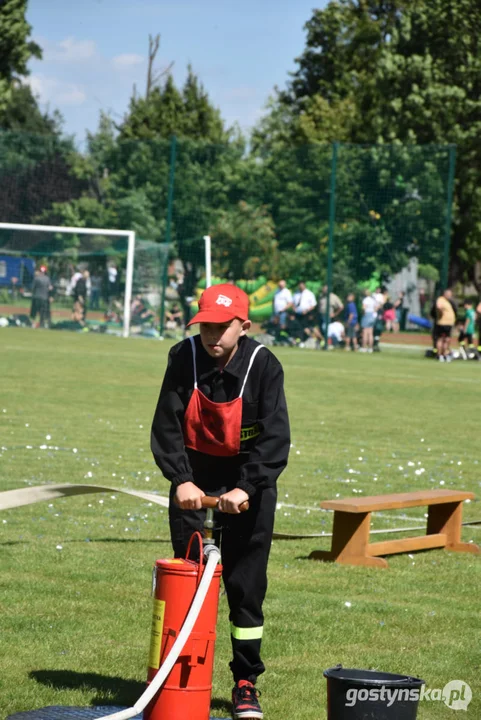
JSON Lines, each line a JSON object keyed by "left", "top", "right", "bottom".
{"left": 215, "top": 294, "right": 233, "bottom": 308}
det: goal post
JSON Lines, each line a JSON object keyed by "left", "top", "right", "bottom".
{"left": 203, "top": 235, "right": 212, "bottom": 288}
{"left": 0, "top": 222, "right": 135, "bottom": 337}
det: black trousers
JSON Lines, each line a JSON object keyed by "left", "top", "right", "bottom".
{"left": 168, "top": 483, "right": 277, "bottom": 684}
{"left": 30, "top": 298, "right": 50, "bottom": 326}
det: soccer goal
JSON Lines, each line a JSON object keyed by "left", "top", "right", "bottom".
{"left": 0, "top": 222, "right": 169, "bottom": 337}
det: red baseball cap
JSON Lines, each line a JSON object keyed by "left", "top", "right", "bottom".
{"left": 187, "top": 283, "right": 249, "bottom": 326}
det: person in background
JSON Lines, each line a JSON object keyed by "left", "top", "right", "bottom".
{"left": 165, "top": 302, "right": 184, "bottom": 330}
{"left": 272, "top": 279, "right": 293, "bottom": 329}
{"left": 10, "top": 276, "right": 19, "bottom": 301}
{"left": 327, "top": 320, "right": 345, "bottom": 348}
{"left": 90, "top": 272, "right": 102, "bottom": 310}
{"left": 104, "top": 301, "right": 123, "bottom": 325}
{"left": 285, "top": 309, "right": 306, "bottom": 345}
{"left": 383, "top": 295, "right": 397, "bottom": 332}
{"left": 476, "top": 299, "right": 481, "bottom": 353}
{"left": 131, "top": 295, "right": 156, "bottom": 325}
{"left": 361, "top": 289, "right": 377, "bottom": 353}
{"left": 178, "top": 261, "right": 196, "bottom": 330}
{"left": 345, "top": 292, "right": 359, "bottom": 351}
{"left": 395, "top": 291, "right": 408, "bottom": 331}
{"left": 30, "top": 265, "right": 52, "bottom": 329}
{"left": 373, "top": 287, "right": 385, "bottom": 313}
{"left": 72, "top": 270, "right": 89, "bottom": 325}
{"left": 29, "top": 269, "right": 40, "bottom": 322}
{"left": 318, "top": 284, "right": 344, "bottom": 340}
{"left": 293, "top": 281, "right": 317, "bottom": 333}
{"left": 419, "top": 287, "right": 427, "bottom": 317}
{"left": 107, "top": 263, "right": 118, "bottom": 302}
{"left": 67, "top": 267, "right": 82, "bottom": 297}
{"left": 434, "top": 288, "right": 456, "bottom": 362}
{"left": 459, "top": 299, "right": 475, "bottom": 349}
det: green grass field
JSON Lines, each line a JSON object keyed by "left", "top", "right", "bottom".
{"left": 1, "top": 328, "right": 480, "bottom": 719}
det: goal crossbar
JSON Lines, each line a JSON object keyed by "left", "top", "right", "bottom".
{"left": 0, "top": 222, "right": 136, "bottom": 338}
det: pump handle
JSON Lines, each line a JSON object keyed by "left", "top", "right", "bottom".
{"left": 201, "top": 496, "right": 249, "bottom": 512}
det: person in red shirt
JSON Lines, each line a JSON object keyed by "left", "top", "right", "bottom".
{"left": 151, "top": 283, "right": 290, "bottom": 719}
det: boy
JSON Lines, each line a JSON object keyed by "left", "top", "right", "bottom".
{"left": 151, "top": 283, "right": 290, "bottom": 719}
{"left": 459, "top": 299, "right": 475, "bottom": 348}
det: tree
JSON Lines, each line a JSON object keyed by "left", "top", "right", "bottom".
{"left": 49, "top": 65, "right": 246, "bottom": 274}
{"left": 275, "top": 0, "right": 481, "bottom": 287}
{"left": 0, "top": 83, "right": 63, "bottom": 134}
{"left": 0, "top": 0, "right": 41, "bottom": 114}
{"left": 120, "top": 68, "right": 226, "bottom": 144}
{"left": 209, "top": 201, "right": 278, "bottom": 280}
{"left": 362, "top": 0, "right": 481, "bottom": 287}
{"left": 0, "top": 0, "right": 79, "bottom": 229}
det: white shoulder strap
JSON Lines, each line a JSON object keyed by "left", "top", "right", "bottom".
{"left": 239, "top": 344, "right": 265, "bottom": 399}
{"left": 188, "top": 336, "right": 197, "bottom": 388}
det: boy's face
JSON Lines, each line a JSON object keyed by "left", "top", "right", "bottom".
{"left": 199, "top": 318, "right": 251, "bottom": 360}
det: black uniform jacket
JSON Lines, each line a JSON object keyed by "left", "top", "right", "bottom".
{"left": 151, "top": 334, "right": 290, "bottom": 497}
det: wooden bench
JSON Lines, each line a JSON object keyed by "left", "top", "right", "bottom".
{"left": 309, "top": 489, "right": 479, "bottom": 568}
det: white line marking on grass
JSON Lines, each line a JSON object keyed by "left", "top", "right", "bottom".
{"left": 276, "top": 502, "right": 427, "bottom": 523}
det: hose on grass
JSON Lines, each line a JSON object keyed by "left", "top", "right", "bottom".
{"left": 0, "top": 484, "right": 479, "bottom": 539}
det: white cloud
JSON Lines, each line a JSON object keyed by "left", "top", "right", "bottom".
{"left": 225, "top": 87, "right": 258, "bottom": 100}
{"left": 59, "top": 37, "right": 96, "bottom": 61}
{"left": 26, "top": 74, "right": 87, "bottom": 107}
{"left": 112, "top": 53, "right": 144, "bottom": 69}
{"left": 42, "top": 37, "right": 97, "bottom": 63}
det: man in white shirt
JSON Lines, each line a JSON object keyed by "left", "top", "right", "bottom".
{"left": 293, "top": 281, "right": 316, "bottom": 315}
{"left": 272, "top": 279, "right": 293, "bottom": 328}
{"left": 293, "top": 281, "right": 317, "bottom": 329}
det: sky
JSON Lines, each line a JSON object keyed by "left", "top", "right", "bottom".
{"left": 26, "top": 0, "right": 326, "bottom": 147}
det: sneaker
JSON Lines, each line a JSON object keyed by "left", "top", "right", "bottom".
{"left": 438, "top": 355, "right": 445, "bottom": 362}
{"left": 232, "top": 680, "right": 263, "bottom": 719}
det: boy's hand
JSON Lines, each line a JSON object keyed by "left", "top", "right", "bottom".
{"left": 174, "top": 482, "right": 205, "bottom": 510}
{"left": 218, "top": 488, "right": 250, "bottom": 514}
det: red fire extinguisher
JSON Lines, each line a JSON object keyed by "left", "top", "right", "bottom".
{"left": 144, "top": 500, "right": 225, "bottom": 720}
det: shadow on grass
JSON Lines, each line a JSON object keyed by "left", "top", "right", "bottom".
{"left": 295, "top": 546, "right": 458, "bottom": 564}
{"left": 66, "top": 538, "right": 172, "bottom": 545}
{"left": 211, "top": 697, "right": 232, "bottom": 715}
{"left": 29, "top": 670, "right": 232, "bottom": 714}
{"left": 29, "top": 670, "right": 145, "bottom": 706}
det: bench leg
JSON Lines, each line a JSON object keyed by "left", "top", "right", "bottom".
{"left": 427, "top": 502, "right": 480, "bottom": 554}
{"left": 309, "top": 510, "right": 388, "bottom": 568}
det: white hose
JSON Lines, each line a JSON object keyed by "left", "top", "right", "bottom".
{"left": 96, "top": 543, "right": 221, "bottom": 720}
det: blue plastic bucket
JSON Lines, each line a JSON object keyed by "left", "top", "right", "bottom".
{"left": 324, "top": 665, "right": 425, "bottom": 719}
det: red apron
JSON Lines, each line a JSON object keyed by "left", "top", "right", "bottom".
{"left": 183, "top": 337, "right": 264, "bottom": 457}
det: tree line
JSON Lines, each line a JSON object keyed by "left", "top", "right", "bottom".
{"left": 1, "top": 0, "right": 480, "bottom": 293}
